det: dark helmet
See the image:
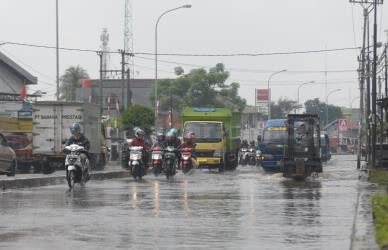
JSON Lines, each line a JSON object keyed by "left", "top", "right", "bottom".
{"left": 156, "top": 132, "right": 165, "bottom": 142}
{"left": 250, "top": 140, "right": 255, "bottom": 146}
{"left": 70, "top": 123, "right": 81, "bottom": 136}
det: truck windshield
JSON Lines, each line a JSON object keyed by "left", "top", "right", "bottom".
{"left": 263, "top": 127, "right": 287, "bottom": 143}
{"left": 184, "top": 122, "right": 223, "bottom": 143}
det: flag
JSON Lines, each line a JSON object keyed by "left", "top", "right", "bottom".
{"left": 20, "top": 81, "right": 27, "bottom": 101}
{"left": 156, "top": 98, "right": 160, "bottom": 114}
{"left": 168, "top": 110, "right": 172, "bottom": 127}
{"left": 81, "top": 79, "right": 91, "bottom": 88}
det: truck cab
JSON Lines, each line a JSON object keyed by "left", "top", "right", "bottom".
{"left": 258, "top": 119, "right": 288, "bottom": 171}
{"left": 181, "top": 108, "right": 240, "bottom": 171}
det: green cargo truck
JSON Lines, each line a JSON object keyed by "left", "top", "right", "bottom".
{"left": 181, "top": 107, "right": 240, "bottom": 171}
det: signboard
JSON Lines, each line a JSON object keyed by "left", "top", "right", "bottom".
{"left": 338, "top": 119, "right": 348, "bottom": 132}
{"left": 255, "top": 89, "right": 269, "bottom": 115}
{"left": 256, "top": 101, "right": 269, "bottom": 115}
{"left": 256, "top": 89, "right": 269, "bottom": 102}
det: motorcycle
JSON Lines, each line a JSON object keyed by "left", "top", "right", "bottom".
{"left": 247, "top": 147, "right": 256, "bottom": 166}
{"left": 151, "top": 146, "right": 164, "bottom": 176}
{"left": 180, "top": 147, "right": 194, "bottom": 174}
{"left": 128, "top": 146, "right": 146, "bottom": 180}
{"left": 163, "top": 146, "right": 177, "bottom": 179}
{"left": 64, "top": 144, "right": 90, "bottom": 189}
{"left": 239, "top": 147, "right": 249, "bottom": 165}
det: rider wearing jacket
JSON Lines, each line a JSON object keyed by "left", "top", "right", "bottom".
{"left": 130, "top": 128, "right": 150, "bottom": 166}
{"left": 65, "top": 123, "right": 90, "bottom": 179}
{"left": 66, "top": 123, "right": 90, "bottom": 151}
{"left": 179, "top": 131, "right": 198, "bottom": 168}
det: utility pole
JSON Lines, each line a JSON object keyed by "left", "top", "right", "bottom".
{"left": 56, "top": 0, "right": 60, "bottom": 100}
{"left": 371, "top": 0, "right": 378, "bottom": 168}
{"left": 126, "top": 69, "right": 132, "bottom": 107}
{"left": 98, "top": 51, "right": 103, "bottom": 116}
{"left": 120, "top": 50, "right": 126, "bottom": 111}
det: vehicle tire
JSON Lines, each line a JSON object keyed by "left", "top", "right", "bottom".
{"left": 67, "top": 170, "right": 75, "bottom": 189}
{"left": 6, "top": 160, "right": 16, "bottom": 177}
{"left": 42, "top": 162, "right": 53, "bottom": 175}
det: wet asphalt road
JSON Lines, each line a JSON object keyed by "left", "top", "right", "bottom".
{"left": 0, "top": 155, "right": 376, "bottom": 250}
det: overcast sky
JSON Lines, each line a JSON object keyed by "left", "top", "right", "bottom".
{"left": 1, "top": 0, "right": 387, "bottom": 108}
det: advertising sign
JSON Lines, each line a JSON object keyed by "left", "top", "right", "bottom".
{"left": 338, "top": 119, "right": 348, "bottom": 132}
{"left": 256, "top": 89, "right": 269, "bottom": 102}
{"left": 255, "top": 89, "right": 269, "bottom": 115}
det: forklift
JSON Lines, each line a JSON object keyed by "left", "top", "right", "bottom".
{"left": 280, "top": 114, "right": 323, "bottom": 180}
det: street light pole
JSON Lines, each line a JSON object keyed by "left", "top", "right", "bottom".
{"left": 56, "top": 0, "right": 59, "bottom": 100}
{"left": 267, "top": 69, "right": 287, "bottom": 119}
{"left": 154, "top": 4, "right": 192, "bottom": 129}
{"left": 326, "top": 89, "right": 342, "bottom": 127}
{"left": 297, "top": 81, "right": 315, "bottom": 111}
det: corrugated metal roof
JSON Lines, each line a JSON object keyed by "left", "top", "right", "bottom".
{"left": 0, "top": 51, "right": 37, "bottom": 85}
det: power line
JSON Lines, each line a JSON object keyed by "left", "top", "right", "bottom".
{"left": 135, "top": 55, "right": 357, "bottom": 74}
{"left": 1, "top": 40, "right": 361, "bottom": 57}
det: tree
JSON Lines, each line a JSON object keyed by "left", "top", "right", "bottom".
{"left": 59, "top": 66, "right": 89, "bottom": 101}
{"left": 270, "top": 98, "right": 298, "bottom": 119}
{"left": 119, "top": 105, "right": 155, "bottom": 136}
{"left": 304, "top": 98, "right": 342, "bottom": 126}
{"left": 152, "top": 63, "right": 246, "bottom": 112}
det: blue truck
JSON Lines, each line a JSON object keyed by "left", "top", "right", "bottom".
{"left": 257, "top": 119, "right": 288, "bottom": 171}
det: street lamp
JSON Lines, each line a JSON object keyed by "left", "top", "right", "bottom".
{"left": 267, "top": 69, "right": 287, "bottom": 119}
{"left": 154, "top": 4, "right": 192, "bottom": 128}
{"left": 297, "top": 81, "right": 315, "bottom": 111}
{"left": 326, "top": 89, "right": 342, "bottom": 126}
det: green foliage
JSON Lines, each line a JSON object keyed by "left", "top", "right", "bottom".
{"left": 270, "top": 98, "right": 298, "bottom": 119}
{"left": 119, "top": 105, "right": 155, "bottom": 135}
{"left": 304, "top": 98, "right": 342, "bottom": 126}
{"left": 151, "top": 63, "right": 246, "bottom": 112}
{"left": 59, "top": 65, "right": 89, "bottom": 101}
{"left": 372, "top": 194, "right": 388, "bottom": 248}
{"left": 369, "top": 168, "right": 388, "bottom": 185}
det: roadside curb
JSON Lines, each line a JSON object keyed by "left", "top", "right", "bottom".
{"left": 1, "top": 168, "right": 130, "bottom": 191}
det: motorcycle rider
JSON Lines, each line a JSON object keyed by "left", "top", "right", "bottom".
{"left": 249, "top": 140, "right": 256, "bottom": 149}
{"left": 153, "top": 131, "right": 166, "bottom": 148}
{"left": 129, "top": 128, "right": 150, "bottom": 166}
{"left": 179, "top": 131, "right": 198, "bottom": 168}
{"left": 65, "top": 123, "right": 90, "bottom": 177}
{"left": 241, "top": 139, "right": 249, "bottom": 149}
{"left": 165, "top": 129, "right": 181, "bottom": 148}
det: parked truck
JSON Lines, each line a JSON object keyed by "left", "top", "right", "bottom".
{"left": 32, "top": 102, "right": 106, "bottom": 172}
{"left": 181, "top": 107, "right": 240, "bottom": 171}
{"left": 0, "top": 101, "right": 42, "bottom": 172}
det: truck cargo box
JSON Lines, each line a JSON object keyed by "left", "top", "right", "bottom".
{"left": 32, "top": 102, "right": 101, "bottom": 155}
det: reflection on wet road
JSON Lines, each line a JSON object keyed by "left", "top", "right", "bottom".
{"left": 0, "top": 155, "right": 373, "bottom": 249}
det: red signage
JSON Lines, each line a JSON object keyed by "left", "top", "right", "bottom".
{"left": 338, "top": 119, "right": 348, "bottom": 132}
{"left": 256, "top": 89, "right": 269, "bottom": 102}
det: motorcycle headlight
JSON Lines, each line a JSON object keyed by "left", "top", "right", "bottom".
{"left": 182, "top": 155, "right": 190, "bottom": 160}
{"left": 256, "top": 150, "right": 262, "bottom": 157}
{"left": 214, "top": 149, "right": 223, "bottom": 158}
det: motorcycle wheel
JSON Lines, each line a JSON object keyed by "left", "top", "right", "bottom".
{"left": 67, "top": 170, "right": 76, "bottom": 189}
{"left": 182, "top": 163, "right": 192, "bottom": 174}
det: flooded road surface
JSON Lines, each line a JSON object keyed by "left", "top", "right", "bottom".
{"left": 0, "top": 155, "right": 377, "bottom": 250}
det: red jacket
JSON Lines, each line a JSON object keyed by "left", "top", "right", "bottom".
{"left": 130, "top": 138, "right": 150, "bottom": 150}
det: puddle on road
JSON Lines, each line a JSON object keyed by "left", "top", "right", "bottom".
{"left": 0, "top": 155, "right": 378, "bottom": 250}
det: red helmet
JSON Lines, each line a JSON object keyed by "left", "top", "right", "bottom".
{"left": 184, "top": 131, "right": 195, "bottom": 142}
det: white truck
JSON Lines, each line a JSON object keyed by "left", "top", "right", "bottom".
{"left": 32, "top": 102, "right": 106, "bottom": 172}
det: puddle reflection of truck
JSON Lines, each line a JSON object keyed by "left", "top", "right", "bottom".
{"left": 32, "top": 102, "right": 107, "bottom": 173}
{"left": 181, "top": 108, "right": 240, "bottom": 171}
